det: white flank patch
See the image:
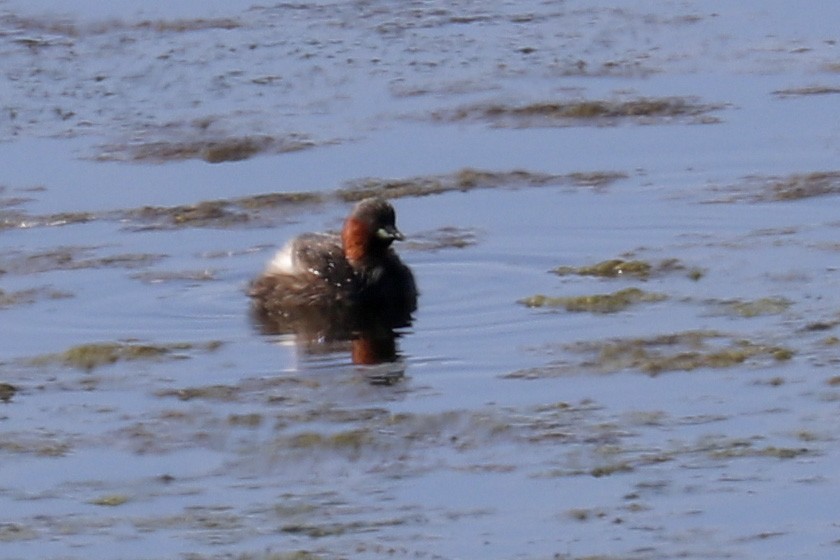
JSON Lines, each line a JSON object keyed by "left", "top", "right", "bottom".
{"left": 265, "top": 242, "right": 295, "bottom": 274}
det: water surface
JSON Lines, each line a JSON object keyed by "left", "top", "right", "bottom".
{"left": 2, "top": 1, "right": 840, "bottom": 559}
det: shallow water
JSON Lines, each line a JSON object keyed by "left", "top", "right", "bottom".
{"left": 2, "top": 1, "right": 840, "bottom": 559}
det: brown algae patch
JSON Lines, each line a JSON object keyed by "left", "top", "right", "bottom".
{"left": 156, "top": 384, "right": 241, "bottom": 402}
{"left": 338, "top": 168, "right": 626, "bottom": 201}
{"left": 6, "top": 14, "right": 242, "bottom": 37}
{"left": 0, "top": 435, "right": 73, "bottom": 457}
{"left": 773, "top": 86, "right": 840, "bottom": 97}
{"left": 93, "top": 114, "right": 314, "bottom": 164}
{"left": 590, "top": 462, "right": 635, "bottom": 477}
{"left": 2, "top": 191, "right": 324, "bottom": 232}
{"left": 131, "top": 506, "right": 245, "bottom": 537}
{"left": 98, "top": 134, "right": 315, "bottom": 164}
{"left": 1, "top": 209, "right": 95, "bottom": 229}
{"left": 638, "top": 435, "right": 816, "bottom": 470}
{"left": 38, "top": 343, "right": 171, "bottom": 372}
{"left": 405, "top": 227, "right": 480, "bottom": 251}
{"left": 0, "top": 287, "right": 72, "bottom": 308}
{"left": 518, "top": 287, "right": 667, "bottom": 314}
{"left": 238, "top": 408, "right": 521, "bottom": 461}
{"left": 286, "top": 429, "right": 373, "bottom": 453}
{"left": 709, "top": 296, "right": 792, "bottom": 318}
{"left": 4, "top": 168, "right": 613, "bottom": 232}
{"left": 553, "top": 258, "right": 703, "bottom": 280}
{"left": 707, "top": 443, "right": 811, "bottom": 460}
{"left": 129, "top": 201, "right": 250, "bottom": 228}
{"left": 555, "top": 258, "right": 652, "bottom": 279}
{"left": 587, "top": 333, "right": 794, "bottom": 376}
{"left": 228, "top": 413, "right": 263, "bottom": 427}
{"left": 90, "top": 494, "right": 130, "bottom": 507}
{"left": 30, "top": 340, "right": 222, "bottom": 372}
{"left": 280, "top": 517, "right": 414, "bottom": 538}
{"left": 0, "top": 523, "right": 38, "bottom": 542}
{"left": 567, "top": 171, "right": 631, "bottom": 188}
{"left": 130, "top": 269, "right": 217, "bottom": 284}
{"left": 763, "top": 171, "right": 840, "bottom": 201}
{"left": 434, "top": 97, "right": 723, "bottom": 127}
{"left": 509, "top": 331, "right": 794, "bottom": 377}
{"left": 154, "top": 376, "right": 322, "bottom": 405}
{"left": 0, "top": 383, "right": 17, "bottom": 403}
{"left": 2, "top": 247, "right": 164, "bottom": 275}
{"left": 233, "top": 192, "right": 325, "bottom": 210}
{"left": 126, "top": 192, "right": 323, "bottom": 229}
{"left": 720, "top": 171, "right": 840, "bottom": 202}
{"left": 132, "top": 18, "right": 242, "bottom": 33}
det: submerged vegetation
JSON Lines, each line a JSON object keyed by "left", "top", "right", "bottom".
{"left": 286, "top": 429, "right": 373, "bottom": 453}
{"left": 763, "top": 171, "right": 840, "bottom": 201}
{"left": 90, "top": 494, "right": 130, "bottom": 507}
{"left": 434, "top": 96, "right": 724, "bottom": 127}
{"left": 97, "top": 134, "right": 315, "bottom": 163}
{"left": 509, "top": 330, "right": 794, "bottom": 378}
{"left": 405, "top": 226, "right": 480, "bottom": 251}
{"left": 709, "top": 296, "right": 792, "bottom": 318}
{"left": 518, "top": 287, "right": 667, "bottom": 314}
{"left": 1, "top": 168, "right": 624, "bottom": 231}
{"left": 552, "top": 258, "right": 703, "bottom": 280}
{"left": 718, "top": 171, "right": 840, "bottom": 202}
{"left": 773, "top": 86, "right": 840, "bottom": 97}
{"left": 129, "top": 200, "right": 251, "bottom": 228}
{"left": 129, "top": 191, "right": 324, "bottom": 228}
{"left": 0, "top": 382, "right": 16, "bottom": 402}
{"left": 554, "top": 258, "right": 654, "bottom": 279}
{"left": 0, "top": 287, "right": 71, "bottom": 308}
{"left": 5, "top": 14, "right": 242, "bottom": 38}
{"left": 338, "top": 168, "right": 626, "bottom": 201}
{"left": 30, "top": 341, "right": 223, "bottom": 372}
{"left": 1, "top": 246, "right": 164, "bottom": 275}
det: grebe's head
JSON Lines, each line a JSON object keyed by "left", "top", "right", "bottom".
{"left": 342, "top": 197, "right": 404, "bottom": 264}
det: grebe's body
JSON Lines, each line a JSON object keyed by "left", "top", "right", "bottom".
{"left": 249, "top": 197, "right": 417, "bottom": 320}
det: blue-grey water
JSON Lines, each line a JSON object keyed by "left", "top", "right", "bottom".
{"left": 2, "top": 2, "right": 840, "bottom": 559}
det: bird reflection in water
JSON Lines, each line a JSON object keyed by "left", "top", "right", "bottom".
{"left": 251, "top": 306, "right": 413, "bottom": 384}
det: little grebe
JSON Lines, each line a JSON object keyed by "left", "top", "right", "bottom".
{"left": 249, "top": 197, "right": 417, "bottom": 320}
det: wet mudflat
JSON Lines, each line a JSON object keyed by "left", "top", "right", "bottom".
{"left": 2, "top": 1, "right": 840, "bottom": 559}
